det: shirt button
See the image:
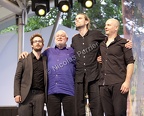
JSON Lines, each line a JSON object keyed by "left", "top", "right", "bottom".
{"left": 83, "top": 56, "right": 85, "bottom": 58}
{"left": 56, "top": 75, "right": 58, "bottom": 76}
{"left": 83, "top": 43, "right": 84, "bottom": 45}
{"left": 84, "top": 63, "right": 86, "bottom": 65}
{"left": 84, "top": 69, "right": 86, "bottom": 71}
{"left": 105, "top": 73, "right": 106, "bottom": 75}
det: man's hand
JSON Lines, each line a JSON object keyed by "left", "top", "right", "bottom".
{"left": 120, "top": 81, "right": 130, "bottom": 94}
{"left": 18, "top": 52, "right": 29, "bottom": 59}
{"left": 125, "top": 40, "right": 132, "bottom": 49}
{"left": 97, "top": 56, "right": 102, "bottom": 63}
{"left": 15, "top": 95, "right": 21, "bottom": 103}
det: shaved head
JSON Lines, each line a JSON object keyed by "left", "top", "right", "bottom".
{"left": 105, "top": 18, "right": 120, "bottom": 37}
{"left": 106, "top": 18, "right": 120, "bottom": 28}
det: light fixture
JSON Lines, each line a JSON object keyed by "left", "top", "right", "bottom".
{"left": 55, "top": 0, "right": 72, "bottom": 13}
{"left": 35, "top": 4, "right": 47, "bottom": 16}
{"left": 78, "top": 0, "right": 95, "bottom": 8}
{"left": 32, "top": 0, "right": 49, "bottom": 16}
{"left": 58, "top": 1, "right": 70, "bottom": 12}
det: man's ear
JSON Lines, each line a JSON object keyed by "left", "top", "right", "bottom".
{"left": 31, "top": 45, "right": 33, "bottom": 49}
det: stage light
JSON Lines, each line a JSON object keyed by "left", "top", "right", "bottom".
{"left": 78, "top": 0, "right": 95, "bottom": 8}
{"left": 58, "top": 1, "right": 71, "bottom": 12}
{"left": 32, "top": 0, "right": 49, "bottom": 16}
{"left": 35, "top": 4, "right": 47, "bottom": 16}
{"left": 85, "top": 0, "right": 93, "bottom": 8}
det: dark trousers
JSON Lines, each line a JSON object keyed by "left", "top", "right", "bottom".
{"left": 75, "top": 80, "right": 103, "bottom": 116}
{"left": 100, "top": 83, "right": 128, "bottom": 116}
{"left": 18, "top": 92, "right": 44, "bottom": 116}
{"left": 47, "top": 94, "right": 76, "bottom": 116}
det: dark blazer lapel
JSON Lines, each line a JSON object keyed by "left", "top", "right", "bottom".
{"left": 28, "top": 53, "right": 33, "bottom": 81}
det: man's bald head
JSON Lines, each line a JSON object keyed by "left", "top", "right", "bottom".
{"left": 105, "top": 18, "right": 120, "bottom": 36}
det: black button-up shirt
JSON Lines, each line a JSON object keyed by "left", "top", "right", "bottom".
{"left": 71, "top": 30, "right": 106, "bottom": 83}
{"left": 31, "top": 52, "right": 45, "bottom": 91}
{"left": 99, "top": 35, "right": 135, "bottom": 85}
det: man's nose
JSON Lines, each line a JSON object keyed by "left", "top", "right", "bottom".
{"left": 75, "top": 19, "right": 78, "bottom": 22}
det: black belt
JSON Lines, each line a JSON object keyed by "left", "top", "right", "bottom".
{"left": 30, "top": 89, "right": 44, "bottom": 94}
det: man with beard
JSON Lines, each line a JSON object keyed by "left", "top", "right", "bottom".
{"left": 14, "top": 33, "right": 47, "bottom": 116}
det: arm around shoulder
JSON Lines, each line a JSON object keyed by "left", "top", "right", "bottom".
{"left": 18, "top": 51, "right": 29, "bottom": 59}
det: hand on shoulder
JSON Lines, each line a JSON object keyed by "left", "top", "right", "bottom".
{"left": 18, "top": 51, "right": 29, "bottom": 60}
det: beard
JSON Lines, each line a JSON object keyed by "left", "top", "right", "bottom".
{"left": 57, "top": 43, "right": 63, "bottom": 46}
{"left": 34, "top": 48, "right": 42, "bottom": 52}
{"left": 33, "top": 45, "right": 42, "bottom": 52}
{"left": 56, "top": 43, "right": 67, "bottom": 49}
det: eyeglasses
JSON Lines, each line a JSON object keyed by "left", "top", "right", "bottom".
{"left": 33, "top": 40, "right": 43, "bottom": 43}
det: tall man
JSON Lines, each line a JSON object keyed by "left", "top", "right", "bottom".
{"left": 14, "top": 33, "right": 47, "bottom": 116}
{"left": 99, "top": 18, "right": 134, "bottom": 116}
{"left": 71, "top": 13, "right": 106, "bottom": 116}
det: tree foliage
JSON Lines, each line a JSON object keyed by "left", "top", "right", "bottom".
{"left": 61, "top": 0, "right": 123, "bottom": 34}
{"left": 0, "top": 0, "right": 123, "bottom": 34}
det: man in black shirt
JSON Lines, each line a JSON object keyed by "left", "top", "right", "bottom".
{"left": 14, "top": 34, "right": 47, "bottom": 116}
{"left": 99, "top": 18, "right": 134, "bottom": 116}
{"left": 71, "top": 13, "right": 106, "bottom": 116}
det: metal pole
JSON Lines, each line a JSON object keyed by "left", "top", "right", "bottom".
{"left": 47, "top": 11, "right": 61, "bottom": 47}
{"left": 17, "top": 15, "right": 24, "bottom": 57}
{"left": 0, "top": 0, "right": 22, "bottom": 15}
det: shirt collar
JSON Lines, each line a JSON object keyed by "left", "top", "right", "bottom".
{"left": 31, "top": 52, "right": 43, "bottom": 59}
{"left": 104, "top": 34, "right": 121, "bottom": 43}
{"left": 77, "top": 30, "right": 89, "bottom": 37}
{"left": 55, "top": 46, "right": 68, "bottom": 50}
